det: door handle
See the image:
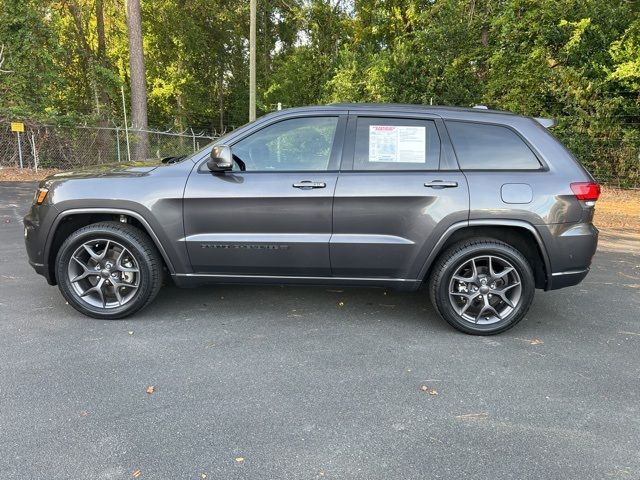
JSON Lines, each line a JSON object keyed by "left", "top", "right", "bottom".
{"left": 293, "top": 181, "right": 326, "bottom": 189}
{"left": 424, "top": 180, "right": 458, "bottom": 189}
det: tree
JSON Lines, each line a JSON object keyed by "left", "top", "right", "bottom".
{"left": 126, "top": 0, "right": 149, "bottom": 159}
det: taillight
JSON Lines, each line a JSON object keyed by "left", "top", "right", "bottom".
{"left": 570, "top": 182, "right": 600, "bottom": 202}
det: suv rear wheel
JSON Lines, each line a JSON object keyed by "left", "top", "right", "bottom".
{"left": 55, "top": 221, "right": 163, "bottom": 319}
{"left": 429, "top": 239, "right": 535, "bottom": 335}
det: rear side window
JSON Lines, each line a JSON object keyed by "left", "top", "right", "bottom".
{"left": 447, "top": 121, "right": 541, "bottom": 170}
{"left": 353, "top": 117, "right": 440, "bottom": 170}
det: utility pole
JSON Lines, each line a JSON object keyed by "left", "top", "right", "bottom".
{"left": 249, "top": 0, "right": 256, "bottom": 122}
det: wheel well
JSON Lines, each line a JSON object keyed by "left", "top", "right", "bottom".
{"left": 46, "top": 213, "right": 163, "bottom": 284}
{"left": 428, "top": 226, "right": 548, "bottom": 289}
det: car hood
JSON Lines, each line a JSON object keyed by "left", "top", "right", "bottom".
{"left": 45, "top": 159, "right": 163, "bottom": 182}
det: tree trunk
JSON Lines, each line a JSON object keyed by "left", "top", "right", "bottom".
{"left": 65, "top": 1, "right": 94, "bottom": 113}
{"left": 96, "top": 0, "right": 107, "bottom": 61}
{"left": 218, "top": 64, "right": 224, "bottom": 134}
{"left": 481, "top": 24, "right": 489, "bottom": 47}
{"left": 94, "top": 0, "right": 113, "bottom": 159}
{"left": 125, "top": 0, "right": 149, "bottom": 159}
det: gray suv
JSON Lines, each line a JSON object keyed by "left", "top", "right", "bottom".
{"left": 24, "top": 104, "right": 600, "bottom": 334}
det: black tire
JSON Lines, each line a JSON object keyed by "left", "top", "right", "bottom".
{"left": 55, "top": 221, "right": 163, "bottom": 319}
{"left": 428, "top": 239, "right": 535, "bottom": 335}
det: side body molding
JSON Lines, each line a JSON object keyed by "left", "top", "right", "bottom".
{"left": 44, "top": 208, "right": 177, "bottom": 275}
{"left": 416, "top": 219, "right": 552, "bottom": 287}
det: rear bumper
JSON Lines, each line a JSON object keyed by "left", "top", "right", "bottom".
{"left": 541, "top": 222, "right": 598, "bottom": 291}
{"left": 548, "top": 268, "right": 590, "bottom": 290}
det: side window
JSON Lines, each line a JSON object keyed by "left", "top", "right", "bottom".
{"left": 447, "top": 121, "right": 541, "bottom": 170}
{"left": 353, "top": 117, "right": 440, "bottom": 171}
{"left": 232, "top": 116, "right": 338, "bottom": 171}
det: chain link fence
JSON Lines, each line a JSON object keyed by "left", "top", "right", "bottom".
{"left": 554, "top": 116, "right": 640, "bottom": 190}
{"left": 0, "top": 123, "right": 216, "bottom": 171}
{"left": 0, "top": 118, "right": 638, "bottom": 188}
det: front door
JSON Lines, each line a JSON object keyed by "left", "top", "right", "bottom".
{"left": 331, "top": 114, "right": 469, "bottom": 280}
{"left": 183, "top": 114, "right": 345, "bottom": 277}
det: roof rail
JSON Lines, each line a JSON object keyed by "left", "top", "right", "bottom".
{"left": 533, "top": 117, "right": 557, "bottom": 128}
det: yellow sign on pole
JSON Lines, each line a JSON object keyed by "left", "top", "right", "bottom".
{"left": 11, "top": 122, "right": 25, "bottom": 133}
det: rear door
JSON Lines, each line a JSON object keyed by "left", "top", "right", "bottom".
{"left": 183, "top": 113, "right": 346, "bottom": 276}
{"left": 330, "top": 113, "right": 469, "bottom": 280}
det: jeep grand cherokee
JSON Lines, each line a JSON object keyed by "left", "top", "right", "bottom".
{"left": 24, "top": 104, "right": 600, "bottom": 334}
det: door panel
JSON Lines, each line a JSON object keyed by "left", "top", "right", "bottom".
{"left": 330, "top": 114, "right": 469, "bottom": 280}
{"left": 182, "top": 114, "right": 345, "bottom": 277}
{"left": 183, "top": 172, "right": 337, "bottom": 275}
{"left": 331, "top": 171, "right": 469, "bottom": 279}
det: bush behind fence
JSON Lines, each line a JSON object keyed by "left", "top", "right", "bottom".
{"left": 1, "top": 119, "right": 638, "bottom": 188}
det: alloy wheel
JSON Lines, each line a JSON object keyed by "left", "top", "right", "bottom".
{"left": 448, "top": 255, "right": 522, "bottom": 325}
{"left": 67, "top": 239, "right": 140, "bottom": 309}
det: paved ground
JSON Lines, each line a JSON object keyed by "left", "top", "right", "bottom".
{"left": 1, "top": 182, "right": 639, "bottom": 480}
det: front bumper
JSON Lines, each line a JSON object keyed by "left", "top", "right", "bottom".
{"left": 28, "top": 259, "right": 48, "bottom": 277}
{"left": 24, "top": 203, "right": 57, "bottom": 285}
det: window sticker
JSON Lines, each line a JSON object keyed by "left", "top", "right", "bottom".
{"left": 369, "top": 125, "right": 426, "bottom": 163}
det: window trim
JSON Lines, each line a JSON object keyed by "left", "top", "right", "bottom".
{"left": 342, "top": 114, "right": 443, "bottom": 172}
{"left": 444, "top": 119, "right": 548, "bottom": 172}
{"left": 197, "top": 113, "right": 347, "bottom": 174}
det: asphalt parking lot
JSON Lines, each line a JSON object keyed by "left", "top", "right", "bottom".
{"left": 1, "top": 181, "right": 639, "bottom": 480}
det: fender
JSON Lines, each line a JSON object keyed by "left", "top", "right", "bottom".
{"left": 416, "top": 219, "right": 552, "bottom": 286}
{"left": 44, "top": 207, "right": 176, "bottom": 275}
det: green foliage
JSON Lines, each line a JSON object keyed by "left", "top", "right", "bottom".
{"left": 0, "top": 0, "right": 638, "bottom": 184}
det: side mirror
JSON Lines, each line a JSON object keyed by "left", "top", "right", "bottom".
{"left": 207, "top": 145, "right": 233, "bottom": 172}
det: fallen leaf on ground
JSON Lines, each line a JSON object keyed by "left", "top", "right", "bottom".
{"left": 235, "top": 457, "right": 244, "bottom": 463}
{"left": 133, "top": 469, "right": 142, "bottom": 478}
{"left": 128, "top": 331, "right": 133, "bottom": 335}
{"left": 146, "top": 385, "right": 155, "bottom": 394}
{"left": 515, "top": 337, "right": 544, "bottom": 345}
{"left": 420, "top": 385, "right": 438, "bottom": 395}
{"left": 455, "top": 412, "right": 489, "bottom": 420}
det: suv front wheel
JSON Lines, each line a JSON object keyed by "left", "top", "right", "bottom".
{"left": 429, "top": 239, "right": 535, "bottom": 335}
{"left": 55, "top": 221, "right": 163, "bottom": 319}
